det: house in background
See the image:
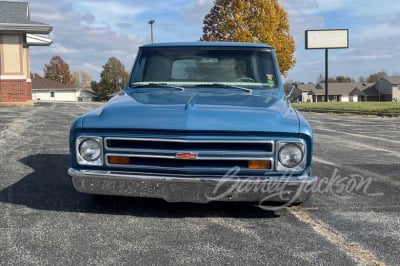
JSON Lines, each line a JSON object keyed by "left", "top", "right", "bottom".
{"left": 0, "top": 1, "right": 52, "bottom": 103}
{"left": 374, "top": 76, "right": 400, "bottom": 101}
{"left": 296, "top": 84, "right": 315, "bottom": 102}
{"left": 296, "top": 79, "right": 398, "bottom": 102}
{"left": 32, "top": 76, "right": 97, "bottom": 102}
{"left": 311, "top": 82, "right": 373, "bottom": 102}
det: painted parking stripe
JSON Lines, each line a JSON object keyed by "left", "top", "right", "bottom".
{"left": 314, "top": 128, "right": 400, "bottom": 145}
{"left": 289, "top": 207, "right": 385, "bottom": 266}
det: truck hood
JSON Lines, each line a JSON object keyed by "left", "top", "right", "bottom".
{"left": 81, "top": 91, "right": 300, "bottom": 133}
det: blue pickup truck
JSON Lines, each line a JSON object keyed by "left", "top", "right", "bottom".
{"left": 68, "top": 42, "right": 317, "bottom": 205}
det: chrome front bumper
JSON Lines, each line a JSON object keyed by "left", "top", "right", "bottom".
{"left": 68, "top": 168, "right": 317, "bottom": 204}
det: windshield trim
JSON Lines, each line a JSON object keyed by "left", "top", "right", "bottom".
{"left": 131, "top": 81, "right": 275, "bottom": 89}
{"left": 132, "top": 83, "right": 185, "bottom": 91}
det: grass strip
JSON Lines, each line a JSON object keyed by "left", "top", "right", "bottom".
{"left": 292, "top": 102, "right": 400, "bottom": 116}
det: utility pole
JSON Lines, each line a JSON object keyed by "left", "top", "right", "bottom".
{"left": 148, "top": 20, "right": 155, "bottom": 43}
{"left": 325, "top": 49, "right": 328, "bottom": 102}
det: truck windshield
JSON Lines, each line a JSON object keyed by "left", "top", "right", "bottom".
{"left": 130, "top": 48, "right": 278, "bottom": 89}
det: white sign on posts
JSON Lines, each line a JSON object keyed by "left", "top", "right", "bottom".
{"left": 305, "top": 29, "right": 348, "bottom": 49}
{"left": 305, "top": 29, "right": 349, "bottom": 102}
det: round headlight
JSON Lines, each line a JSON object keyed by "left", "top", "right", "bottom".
{"left": 278, "top": 143, "right": 304, "bottom": 168}
{"left": 79, "top": 139, "right": 101, "bottom": 161}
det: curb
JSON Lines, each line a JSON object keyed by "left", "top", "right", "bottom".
{"left": 0, "top": 101, "right": 34, "bottom": 107}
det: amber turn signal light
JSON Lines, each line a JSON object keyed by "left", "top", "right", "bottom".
{"left": 108, "top": 156, "right": 130, "bottom": 165}
{"left": 248, "top": 160, "right": 272, "bottom": 169}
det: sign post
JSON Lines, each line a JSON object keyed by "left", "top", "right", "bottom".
{"left": 305, "top": 29, "right": 349, "bottom": 102}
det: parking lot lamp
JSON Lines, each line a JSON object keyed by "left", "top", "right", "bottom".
{"left": 148, "top": 20, "right": 155, "bottom": 43}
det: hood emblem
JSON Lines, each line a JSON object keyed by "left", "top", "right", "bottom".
{"left": 175, "top": 152, "right": 197, "bottom": 160}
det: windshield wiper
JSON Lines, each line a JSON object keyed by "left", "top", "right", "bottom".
{"left": 132, "top": 83, "right": 185, "bottom": 91}
{"left": 196, "top": 83, "right": 252, "bottom": 93}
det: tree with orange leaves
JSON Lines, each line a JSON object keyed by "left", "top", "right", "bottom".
{"left": 202, "top": 0, "right": 296, "bottom": 74}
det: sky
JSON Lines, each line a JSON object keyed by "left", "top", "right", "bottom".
{"left": 26, "top": 0, "right": 400, "bottom": 83}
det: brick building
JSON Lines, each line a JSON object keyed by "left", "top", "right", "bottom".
{"left": 0, "top": 1, "right": 52, "bottom": 103}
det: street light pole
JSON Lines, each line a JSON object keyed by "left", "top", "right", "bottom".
{"left": 325, "top": 48, "right": 329, "bottom": 102}
{"left": 148, "top": 19, "right": 155, "bottom": 43}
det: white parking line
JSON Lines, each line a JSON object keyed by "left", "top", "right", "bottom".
{"left": 313, "top": 156, "right": 339, "bottom": 167}
{"left": 314, "top": 128, "right": 400, "bottom": 145}
{"left": 314, "top": 156, "right": 400, "bottom": 188}
{"left": 289, "top": 207, "right": 386, "bottom": 266}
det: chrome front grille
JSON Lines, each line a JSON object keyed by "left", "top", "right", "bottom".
{"left": 105, "top": 137, "right": 273, "bottom": 154}
{"left": 104, "top": 136, "right": 275, "bottom": 172}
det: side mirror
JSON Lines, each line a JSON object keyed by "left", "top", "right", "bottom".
{"left": 287, "top": 82, "right": 298, "bottom": 99}
{"left": 117, "top": 78, "right": 124, "bottom": 92}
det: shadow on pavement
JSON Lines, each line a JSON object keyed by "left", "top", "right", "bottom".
{"left": 0, "top": 154, "right": 279, "bottom": 218}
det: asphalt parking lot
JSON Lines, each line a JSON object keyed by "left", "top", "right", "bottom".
{"left": 0, "top": 101, "right": 399, "bottom": 265}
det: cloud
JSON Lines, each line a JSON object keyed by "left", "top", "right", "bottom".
{"left": 279, "top": 0, "right": 400, "bottom": 82}
{"left": 28, "top": 0, "right": 145, "bottom": 80}
{"left": 182, "top": 0, "right": 214, "bottom": 23}
{"left": 74, "top": 1, "right": 147, "bottom": 31}
{"left": 116, "top": 22, "right": 132, "bottom": 29}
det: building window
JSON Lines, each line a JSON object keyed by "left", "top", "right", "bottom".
{"left": 50, "top": 91, "right": 55, "bottom": 98}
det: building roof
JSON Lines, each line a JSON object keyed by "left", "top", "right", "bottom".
{"left": 362, "top": 84, "right": 379, "bottom": 97}
{"left": 385, "top": 76, "right": 400, "bottom": 85}
{"left": 293, "top": 79, "right": 397, "bottom": 98}
{"left": 32, "top": 76, "right": 77, "bottom": 91}
{"left": 0, "top": 1, "right": 52, "bottom": 34}
{"left": 297, "top": 83, "right": 316, "bottom": 92}
{"left": 26, "top": 33, "right": 52, "bottom": 46}
{"left": 312, "top": 82, "right": 374, "bottom": 96}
